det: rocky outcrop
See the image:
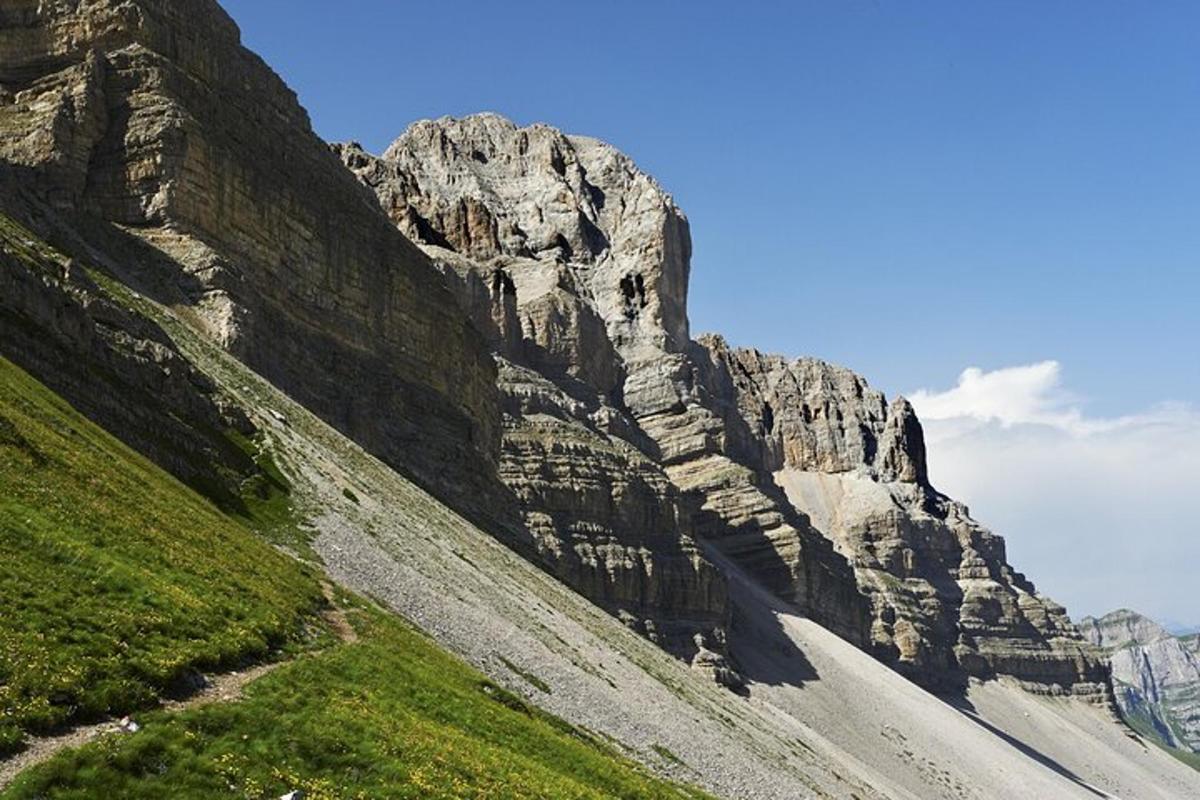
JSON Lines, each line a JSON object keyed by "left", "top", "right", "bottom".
{"left": 0, "top": 0, "right": 499, "bottom": 506}
{"left": 496, "top": 358, "right": 729, "bottom": 659}
{"left": 1082, "top": 610, "right": 1200, "bottom": 751}
{"left": 341, "top": 115, "right": 872, "bottom": 655}
{"left": 698, "top": 336, "right": 1109, "bottom": 697}
{"left": 342, "top": 113, "right": 1109, "bottom": 699}
{"left": 0, "top": 188, "right": 261, "bottom": 504}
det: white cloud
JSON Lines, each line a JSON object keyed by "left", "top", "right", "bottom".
{"left": 909, "top": 363, "right": 1200, "bottom": 625}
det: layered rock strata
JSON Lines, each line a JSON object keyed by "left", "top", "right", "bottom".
{"left": 1082, "top": 610, "right": 1200, "bottom": 751}
{"left": 0, "top": 0, "right": 498, "bottom": 505}
{"left": 699, "top": 338, "right": 1109, "bottom": 697}
{"left": 496, "top": 359, "right": 730, "bottom": 657}
{"left": 0, "top": 186, "right": 260, "bottom": 502}
{"left": 340, "top": 115, "right": 872, "bottom": 658}
{"left": 343, "top": 113, "right": 1108, "bottom": 698}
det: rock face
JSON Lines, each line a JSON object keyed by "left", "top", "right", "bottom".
{"left": 0, "top": 190, "right": 261, "bottom": 503}
{"left": 0, "top": 2, "right": 729, "bottom": 668}
{"left": 340, "top": 115, "right": 872, "bottom": 660}
{"left": 0, "top": 0, "right": 499, "bottom": 506}
{"left": 495, "top": 358, "right": 730, "bottom": 658}
{"left": 341, "top": 113, "right": 1107, "bottom": 699}
{"left": 0, "top": 0, "right": 1110, "bottom": 706}
{"left": 1082, "top": 610, "right": 1200, "bottom": 751}
{"left": 701, "top": 338, "right": 1110, "bottom": 698}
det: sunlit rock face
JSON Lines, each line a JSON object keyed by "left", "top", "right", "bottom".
{"left": 340, "top": 115, "right": 872, "bottom": 660}
{"left": 1083, "top": 610, "right": 1200, "bottom": 750}
{"left": 342, "top": 113, "right": 1110, "bottom": 699}
{"left": 343, "top": 115, "right": 1108, "bottom": 695}
{"left": 699, "top": 336, "right": 1109, "bottom": 698}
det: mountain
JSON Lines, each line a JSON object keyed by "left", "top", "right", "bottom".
{"left": 338, "top": 113, "right": 1109, "bottom": 700}
{"left": 1, "top": 1, "right": 1197, "bottom": 796}
{"left": 1082, "top": 609, "right": 1200, "bottom": 754}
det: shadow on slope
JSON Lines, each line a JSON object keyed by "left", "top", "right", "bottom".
{"left": 944, "top": 694, "right": 1108, "bottom": 798}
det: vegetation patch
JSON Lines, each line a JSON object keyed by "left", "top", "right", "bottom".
{"left": 0, "top": 357, "right": 324, "bottom": 755}
{"left": 498, "top": 656, "right": 552, "bottom": 694}
{"left": 651, "top": 743, "right": 685, "bottom": 766}
{"left": 6, "top": 606, "right": 715, "bottom": 799}
{"left": 0, "top": 213, "right": 63, "bottom": 278}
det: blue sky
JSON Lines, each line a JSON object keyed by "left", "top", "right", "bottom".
{"left": 221, "top": 1, "right": 1197, "bottom": 622}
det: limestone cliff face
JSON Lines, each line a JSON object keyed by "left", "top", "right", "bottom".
{"left": 698, "top": 337, "right": 1109, "bottom": 697}
{"left": 341, "top": 116, "right": 872, "bottom": 656}
{"left": 1083, "top": 610, "right": 1200, "bottom": 751}
{"left": 0, "top": 0, "right": 499, "bottom": 502}
{"left": 343, "top": 116, "right": 740, "bottom": 659}
{"left": 497, "top": 359, "right": 730, "bottom": 656}
{"left": 343, "top": 114, "right": 1108, "bottom": 698}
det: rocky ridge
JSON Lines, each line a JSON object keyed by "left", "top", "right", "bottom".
{"left": 340, "top": 113, "right": 1109, "bottom": 699}
{"left": 1082, "top": 609, "right": 1200, "bottom": 752}
{"left": 704, "top": 338, "right": 1109, "bottom": 696}
{"left": 5, "top": 2, "right": 1194, "bottom": 795}
{"left": 339, "top": 115, "right": 872, "bottom": 663}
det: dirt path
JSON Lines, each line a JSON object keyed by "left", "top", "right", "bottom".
{"left": 0, "top": 592, "right": 358, "bottom": 791}
{"left": 320, "top": 582, "right": 359, "bottom": 644}
{"left": 0, "top": 661, "right": 285, "bottom": 790}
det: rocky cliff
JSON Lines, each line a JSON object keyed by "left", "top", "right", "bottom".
{"left": 0, "top": 0, "right": 499, "bottom": 506}
{"left": 0, "top": 1, "right": 731, "bottom": 666}
{"left": 701, "top": 338, "right": 1109, "bottom": 697}
{"left": 1082, "top": 609, "right": 1200, "bottom": 751}
{"left": 340, "top": 113, "right": 1108, "bottom": 699}
{"left": 3, "top": 3, "right": 1189, "bottom": 795}
{"left": 339, "top": 115, "right": 872, "bottom": 661}
{"left": 0, "top": 0, "right": 1109, "bottom": 709}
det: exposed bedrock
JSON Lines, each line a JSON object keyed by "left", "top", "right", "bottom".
{"left": 699, "top": 336, "right": 1110, "bottom": 699}
{"left": 342, "top": 113, "right": 1109, "bottom": 699}
{"left": 0, "top": 0, "right": 500, "bottom": 509}
{"left": 341, "top": 115, "right": 871, "bottom": 655}
{"left": 0, "top": 186, "right": 261, "bottom": 503}
{"left": 1083, "top": 610, "right": 1200, "bottom": 751}
{"left": 497, "top": 359, "right": 730, "bottom": 660}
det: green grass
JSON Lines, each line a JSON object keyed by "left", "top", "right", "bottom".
{"left": 0, "top": 356, "right": 325, "bottom": 753}
{"left": 0, "top": 212, "right": 63, "bottom": 279}
{"left": 0, "top": 356, "right": 713, "bottom": 797}
{"left": 5, "top": 602, "right": 713, "bottom": 799}
{"left": 497, "top": 656, "right": 551, "bottom": 694}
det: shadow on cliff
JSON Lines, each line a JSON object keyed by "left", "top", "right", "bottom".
{"left": 705, "top": 546, "right": 821, "bottom": 688}
{"left": 944, "top": 693, "right": 1108, "bottom": 798}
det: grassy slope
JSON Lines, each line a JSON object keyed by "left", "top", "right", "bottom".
{"left": 7, "top": 602, "right": 711, "bottom": 799}
{"left": 0, "top": 356, "right": 325, "bottom": 752}
{"left": 0, "top": 356, "right": 711, "bottom": 798}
